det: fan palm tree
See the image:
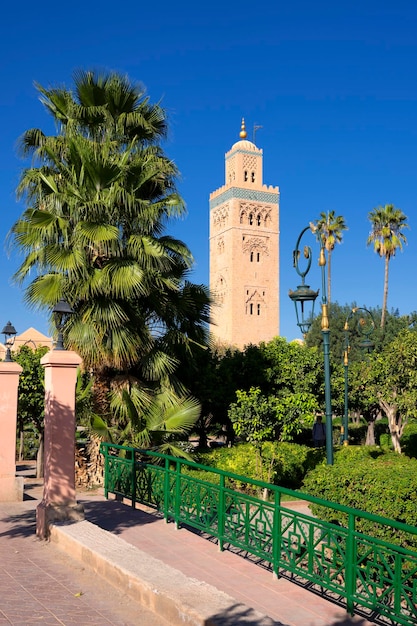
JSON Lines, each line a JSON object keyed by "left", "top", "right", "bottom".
{"left": 367, "top": 204, "right": 408, "bottom": 329}
{"left": 12, "top": 71, "right": 210, "bottom": 366}
{"left": 110, "top": 385, "right": 200, "bottom": 459}
{"left": 21, "top": 70, "right": 168, "bottom": 148}
{"left": 313, "top": 211, "right": 348, "bottom": 304}
{"left": 11, "top": 71, "right": 211, "bottom": 440}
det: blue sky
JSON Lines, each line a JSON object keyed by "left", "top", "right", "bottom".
{"left": 1, "top": 0, "right": 416, "bottom": 340}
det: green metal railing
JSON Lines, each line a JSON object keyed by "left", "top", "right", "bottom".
{"left": 100, "top": 442, "right": 417, "bottom": 625}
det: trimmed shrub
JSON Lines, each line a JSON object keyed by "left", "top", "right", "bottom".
{"left": 188, "top": 442, "right": 325, "bottom": 494}
{"left": 181, "top": 467, "right": 220, "bottom": 486}
{"left": 302, "top": 446, "right": 417, "bottom": 549}
{"left": 402, "top": 421, "right": 417, "bottom": 458}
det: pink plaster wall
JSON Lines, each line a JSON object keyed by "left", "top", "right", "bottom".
{"left": 40, "top": 350, "right": 82, "bottom": 506}
{"left": 0, "top": 362, "right": 23, "bottom": 501}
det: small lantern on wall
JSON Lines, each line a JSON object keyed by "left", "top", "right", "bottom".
{"left": 52, "top": 299, "right": 74, "bottom": 350}
{"left": 1, "top": 322, "right": 17, "bottom": 362}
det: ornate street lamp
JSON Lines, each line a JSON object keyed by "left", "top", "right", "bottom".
{"left": 1, "top": 321, "right": 17, "bottom": 362}
{"left": 289, "top": 225, "right": 333, "bottom": 464}
{"left": 288, "top": 227, "right": 320, "bottom": 334}
{"left": 52, "top": 299, "right": 74, "bottom": 350}
{"left": 342, "top": 307, "right": 375, "bottom": 444}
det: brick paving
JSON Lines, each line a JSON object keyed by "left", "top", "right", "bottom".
{"left": 0, "top": 489, "right": 167, "bottom": 625}
{"left": 0, "top": 469, "right": 377, "bottom": 625}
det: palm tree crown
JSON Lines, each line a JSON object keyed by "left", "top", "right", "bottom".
{"left": 367, "top": 204, "right": 408, "bottom": 329}
{"left": 11, "top": 71, "right": 211, "bottom": 431}
{"left": 313, "top": 210, "right": 348, "bottom": 304}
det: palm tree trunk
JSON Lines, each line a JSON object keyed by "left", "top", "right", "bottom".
{"left": 381, "top": 255, "right": 390, "bottom": 329}
{"left": 327, "top": 250, "right": 332, "bottom": 304}
{"left": 18, "top": 430, "right": 24, "bottom": 462}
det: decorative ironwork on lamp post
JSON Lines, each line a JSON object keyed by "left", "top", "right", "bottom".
{"left": 289, "top": 225, "right": 333, "bottom": 465}
{"left": 342, "top": 307, "right": 375, "bottom": 444}
{"left": 1, "top": 322, "right": 17, "bottom": 362}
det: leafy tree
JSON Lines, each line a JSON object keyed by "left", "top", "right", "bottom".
{"left": 305, "top": 302, "right": 413, "bottom": 364}
{"left": 229, "top": 388, "right": 278, "bottom": 445}
{"left": 182, "top": 343, "right": 270, "bottom": 448}
{"left": 228, "top": 387, "right": 318, "bottom": 495}
{"left": 227, "top": 338, "right": 324, "bottom": 446}
{"left": 229, "top": 386, "right": 319, "bottom": 445}
{"left": 367, "top": 330, "right": 417, "bottom": 452}
{"left": 348, "top": 360, "right": 380, "bottom": 445}
{"left": 313, "top": 211, "right": 348, "bottom": 304}
{"left": 260, "top": 337, "right": 325, "bottom": 420}
{"left": 184, "top": 337, "right": 325, "bottom": 449}
{"left": 261, "top": 336, "right": 324, "bottom": 400}
{"left": 11, "top": 70, "right": 211, "bottom": 439}
{"left": 367, "top": 204, "right": 408, "bottom": 329}
{"left": 14, "top": 346, "right": 48, "bottom": 475}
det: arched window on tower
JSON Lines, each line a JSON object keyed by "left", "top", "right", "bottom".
{"left": 257, "top": 214, "right": 261, "bottom": 226}
{"left": 250, "top": 252, "right": 254, "bottom": 262}
{"left": 249, "top": 213, "right": 253, "bottom": 225}
{"left": 250, "top": 303, "right": 253, "bottom": 315}
{"left": 257, "top": 304, "right": 261, "bottom": 315}
{"left": 251, "top": 172, "right": 255, "bottom": 182}
{"left": 257, "top": 252, "right": 260, "bottom": 262}
{"left": 244, "top": 170, "right": 248, "bottom": 182}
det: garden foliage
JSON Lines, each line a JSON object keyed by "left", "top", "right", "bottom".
{"left": 194, "top": 442, "right": 323, "bottom": 492}
{"left": 302, "top": 446, "right": 417, "bottom": 549}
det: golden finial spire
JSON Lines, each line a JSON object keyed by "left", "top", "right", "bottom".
{"left": 239, "top": 118, "right": 247, "bottom": 139}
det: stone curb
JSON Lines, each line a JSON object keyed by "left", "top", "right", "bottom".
{"left": 50, "top": 520, "right": 277, "bottom": 626}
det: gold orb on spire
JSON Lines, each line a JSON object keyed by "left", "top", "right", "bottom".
{"left": 239, "top": 118, "right": 247, "bottom": 139}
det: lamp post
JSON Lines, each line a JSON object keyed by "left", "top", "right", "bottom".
{"left": 342, "top": 307, "right": 375, "bottom": 444}
{"left": 52, "top": 299, "right": 74, "bottom": 350}
{"left": 1, "top": 322, "right": 17, "bottom": 362}
{"left": 289, "top": 225, "right": 333, "bottom": 465}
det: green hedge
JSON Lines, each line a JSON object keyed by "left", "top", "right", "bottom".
{"left": 302, "top": 446, "right": 417, "bottom": 549}
{"left": 402, "top": 421, "right": 417, "bottom": 458}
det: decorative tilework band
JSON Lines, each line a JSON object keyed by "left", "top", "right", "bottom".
{"left": 210, "top": 187, "right": 279, "bottom": 210}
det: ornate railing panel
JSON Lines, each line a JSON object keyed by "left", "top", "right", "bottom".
{"left": 100, "top": 443, "right": 417, "bottom": 625}
{"left": 352, "top": 534, "right": 417, "bottom": 624}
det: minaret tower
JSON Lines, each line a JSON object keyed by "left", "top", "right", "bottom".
{"left": 209, "top": 120, "right": 280, "bottom": 349}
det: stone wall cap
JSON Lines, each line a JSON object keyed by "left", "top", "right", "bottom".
{"left": 0, "top": 362, "right": 23, "bottom": 374}
{"left": 41, "top": 350, "right": 83, "bottom": 367}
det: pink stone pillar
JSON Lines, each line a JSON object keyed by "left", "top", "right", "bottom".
{"left": 0, "top": 361, "right": 23, "bottom": 501}
{"left": 36, "top": 350, "right": 85, "bottom": 538}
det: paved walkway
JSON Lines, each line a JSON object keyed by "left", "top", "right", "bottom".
{"left": 0, "top": 468, "right": 377, "bottom": 625}
{"left": 82, "top": 495, "right": 376, "bottom": 626}
{"left": 0, "top": 474, "right": 167, "bottom": 625}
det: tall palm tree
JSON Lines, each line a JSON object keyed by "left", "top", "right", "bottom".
{"left": 367, "top": 204, "right": 408, "bottom": 329}
{"left": 313, "top": 211, "right": 348, "bottom": 304}
{"left": 11, "top": 71, "right": 211, "bottom": 434}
